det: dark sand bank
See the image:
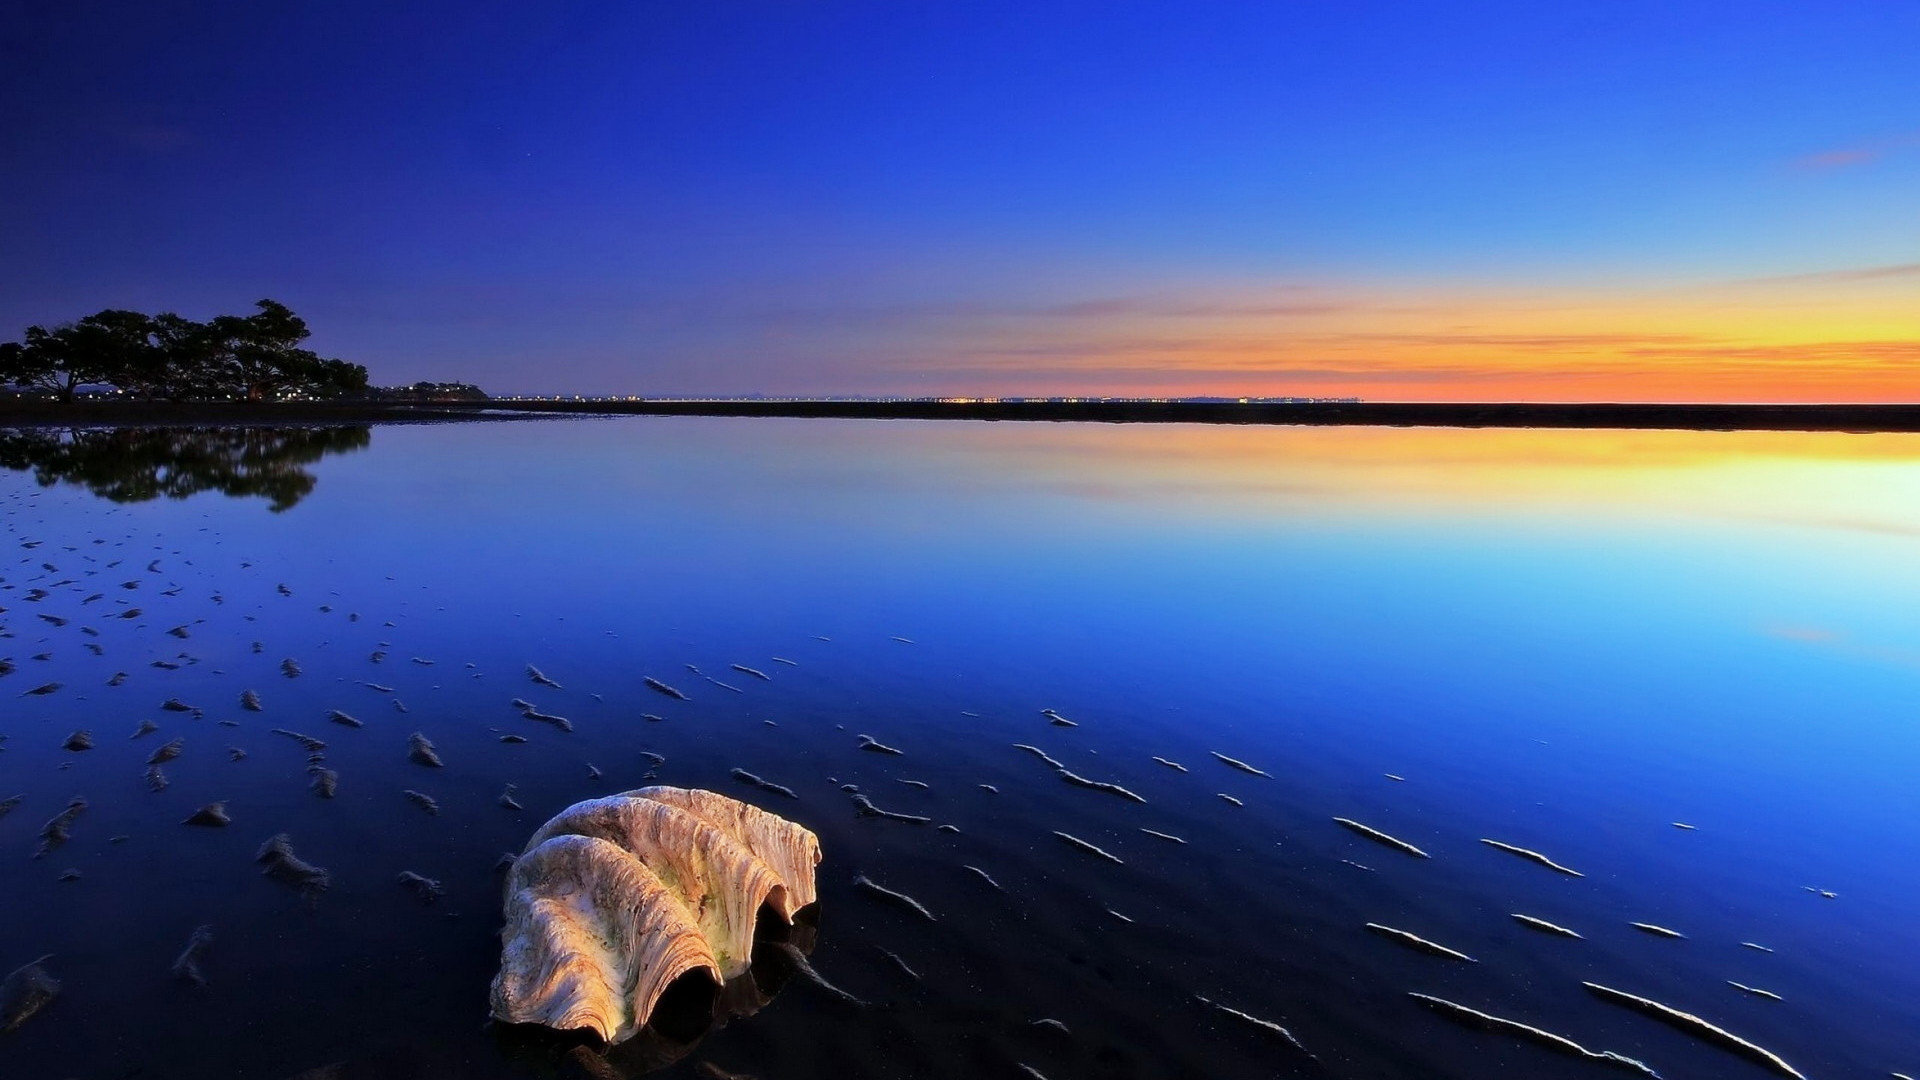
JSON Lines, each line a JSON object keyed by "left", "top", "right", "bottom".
{"left": 2, "top": 417, "right": 1914, "bottom": 1080}
{"left": 483, "top": 398, "right": 1920, "bottom": 431}
{"left": 8, "top": 398, "right": 1920, "bottom": 431}
{"left": 0, "top": 401, "right": 514, "bottom": 428}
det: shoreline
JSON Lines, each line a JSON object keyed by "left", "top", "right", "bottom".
{"left": 5, "top": 398, "right": 1920, "bottom": 431}
{"left": 0, "top": 401, "right": 518, "bottom": 427}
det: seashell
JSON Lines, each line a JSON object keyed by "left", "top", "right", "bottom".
{"left": 1510, "top": 913, "right": 1582, "bottom": 939}
{"left": 171, "top": 925, "right": 214, "bottom": 987}
{"left": 963, "top": 865, "right": 1002, "bottom": 891}
{"left": 308, "top": 766, "right": 338, "bottom": 799}
{"left": 407, "top": 732, "right": 443, "bottom": 767}
{"left": 849, "top": 793, "right": 927, "bottom": 823}
{"left": 853, "top": 873, "right": 934, "bottom": 920}
{"left": 731, "top": 768, "right": 798, "bottom": 799}
{"left": 0, "top": 955, "right": 59, "bottom": 1032}
{"left": 398, "top": 870, "right": 443, "bottom": 904}
{"left": 1630, "top": 921, "right": 1686, "bottom": 939}
{"left": 1196, "top": 995, "right": 1312, "bottom": 1056}
{"left": 490, "top": 787, "right": 820, "bottom": 1045}
{"left": 643, "top": 677, "right": 688, "bottom": 700}
{"left": 34, "top": 797, "right": 87, "bottom": 859}
{"left": 256, "top": 833, "right": 330, "bottom": 896}
{"left": 1481, "top": 838, "right": 1583, "bottom": 876}
{"left": 183, "top": 802, "right": 231, "bottom": 827}
{"left": 521, "top": 707, "right": 571, "bottom": 731}
{"left": 1585, "top": 981, "right": 1803, "bottom": 1079}
{"left": 1364, "top": 922, "right": 1475, "bottom": 962}
{"left": 1411, "top": 993, "right": 1658, "bottom": 1078}
{"left": 1210, "top": 751, "right": 1269, "bottom": 777}
{"left": 1333, "top": 817, "right": 1429, "bottom": 858}
{"left": 271, "top": 729, "right": 326, "bottom": 753}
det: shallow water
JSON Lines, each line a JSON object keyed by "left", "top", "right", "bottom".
{"left": 1, "top": 417, "right": 1916, "bottom": 1080}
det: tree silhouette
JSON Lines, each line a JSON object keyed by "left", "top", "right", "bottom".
{"left": 0, "top": 301, "right": 369, "bottom": 401}
{"left": 1, "top": 320, "right": 127, "bottom": 401}
{"left": 0, "top": 425, "right": 372, "bottom": 511}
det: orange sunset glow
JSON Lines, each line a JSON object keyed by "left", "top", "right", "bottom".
{"left": 898, "top": 266, "right": 1920, "bottom": 402}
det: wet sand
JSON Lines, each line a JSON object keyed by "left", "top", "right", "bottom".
{"left": 0, "top": 418, "right": 1914, "bottom": 1080}
{"left": 10, "top": 397, "right": 1920, "bottom": 432}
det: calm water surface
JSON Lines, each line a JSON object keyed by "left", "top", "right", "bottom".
{"left": 1, "top": 417, "right": 1916, "bottom": 1080}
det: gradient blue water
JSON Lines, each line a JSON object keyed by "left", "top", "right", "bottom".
{"left": 1, "top": 417, "right": 1915, "bottom": 1079}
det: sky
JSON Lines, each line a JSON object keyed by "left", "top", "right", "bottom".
{"left": 2, "top": 0, "right": 1917, "bottom": 401}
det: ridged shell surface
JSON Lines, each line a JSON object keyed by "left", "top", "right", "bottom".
{"left": 491, "top": 787, "right": 821, "bottom": 1044}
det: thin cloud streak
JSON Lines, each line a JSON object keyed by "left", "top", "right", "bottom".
{"left": 749, "top": 295, "right": 1356, "bottom": 325}
{"left": 1790, "top": 130, "right": 1920, "bottom": 171}
{"left": 1026, "top": 298, "right": 1349, "bottom": 319}
{"left": 878, "top": 324, "right": 1920, "bottom": 400}
{"left": 910, "top": 363, "right": 1611, "bottom": 385}
{"left": 946, "top": 330, "right": 1920, "bottom": 365}
{"left": 1617, "top": 340, "right": 1920, "bottom": 363}
{"left": 1737, "top": 263, "right": 1920, "bottom": 286}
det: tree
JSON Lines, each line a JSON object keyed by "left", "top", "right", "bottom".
{"left": 2, "top": 299, "right": 372, "bottom": 401}
{"left": 133, "top": 312, "right": 210, "bottom": 400}
{"left": 68, "top": 309, "right": 160, "bottom": 389}
{"left": 1, "top": 310, "right": 173, "bottom": 400}
{"left": 0, "top": 322, "right": 120, "bottom": 401}
{"left": 0, "top": 341, "right": 22, "bottom": 392}
{"left": 197, "top": 300, "right": 368, "bottom": 400}
{"left": 0, "top": 425, "right": 372, "bottom": 511}
{"left": 198, "top": 299, "right": 309, "bottom": 400}
{"left": 304, "top": 354, "right": 371, "bottom": 398}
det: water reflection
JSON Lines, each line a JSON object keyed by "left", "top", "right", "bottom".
{"left": 2, "top": 418, "right": 1917, "bottom": 1080}
{"left": 0, "top": 425, "right": 370, "bottom": 511}
{"left": 492, "top": 914, "right": 819, "bottom": 1079}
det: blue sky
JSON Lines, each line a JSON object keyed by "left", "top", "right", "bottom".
{"left": 3, "top": 1, "right": 1916, "bottom": 398}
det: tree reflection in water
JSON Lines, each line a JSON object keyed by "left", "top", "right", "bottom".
{"left": 0, "top": 425, "right": 371, "bottom": 511}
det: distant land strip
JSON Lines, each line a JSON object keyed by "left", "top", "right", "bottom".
{"left": 9, "top": 398, "right": 1920, "bottom": 432}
